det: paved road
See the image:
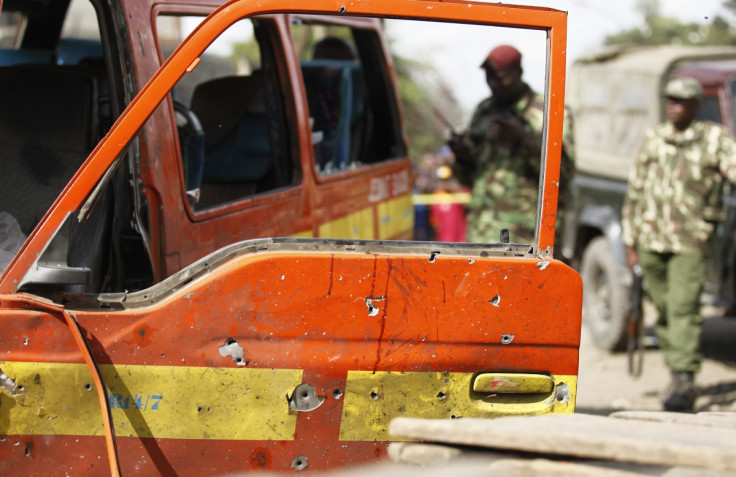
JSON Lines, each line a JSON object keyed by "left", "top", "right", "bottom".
{"left": 576, "top": 308, "right": 736, "bottom": 414}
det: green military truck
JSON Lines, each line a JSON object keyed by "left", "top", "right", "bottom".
{"left": 561, "top": 45, "right": 736, "bottom": 350}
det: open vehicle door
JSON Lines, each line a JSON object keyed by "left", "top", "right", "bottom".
{"left": 0, "top": 0, "right": 580, "bottom": 475}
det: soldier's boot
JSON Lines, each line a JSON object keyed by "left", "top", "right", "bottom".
{"left": 661, "top": 371, "right": 696, "bottom": 412}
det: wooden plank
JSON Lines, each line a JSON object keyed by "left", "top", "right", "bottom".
{"left": 610, "top": 411, "right": 736, "bottom": 429}
{"left": 388, "top": 414, "right": 736, "bottom": 471}
{"left": 696, "top": 412, "right": 736, "bottom": 422}
{"left": 386, "top": 442, "right": 654, "bottom": 476}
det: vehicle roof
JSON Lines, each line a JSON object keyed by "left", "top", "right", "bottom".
{"left": 574, "top": 45, "right": 736, "bottom": 76}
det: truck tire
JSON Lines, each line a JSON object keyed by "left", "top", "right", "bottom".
{"left": 580, "top": 236, "right": 628, "bottom": 351}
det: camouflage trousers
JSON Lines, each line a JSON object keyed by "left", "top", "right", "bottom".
{"left": 466, "top": 207, "right": 535, "bottom": 244}
{"left": 638, "top": 249, "right": 705, "bottom": 373}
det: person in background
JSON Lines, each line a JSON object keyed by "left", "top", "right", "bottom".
{"left": 313, "top": 36, "right": 356, "bottom": 61}
{"left": 448, "top": 44, "right": 573, "bottom": 245}
{"left": 621, "top": 76, "right": 736, "bottom": 412}
{"left": 412, "top": 169, "right": 435, "bottom": 241}
{"left": 307, "top": 36, "right": 358, "bottom": 172}
{"left": 430, "top": 165, "right": 467, "bottom": 242}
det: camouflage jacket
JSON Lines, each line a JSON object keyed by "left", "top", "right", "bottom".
{"left": 622, "top": 120, "right": 736, "bottom": 254}
{"left": 454, "top": 84, "right": 574, "bottom": 245}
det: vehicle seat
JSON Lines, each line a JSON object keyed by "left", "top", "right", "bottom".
{"left": 0, "top": 49, "right": 53, "bottom": 66}
{"left": 301, "top": 59, "right": 364, "bottom": 173}
{"left": 190, "top": 73, "right": 272, "bottom": 185}
{"left": 0, "top": 65, "right": 99, "bottom": 235}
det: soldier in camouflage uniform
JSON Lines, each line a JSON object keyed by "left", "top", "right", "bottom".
{"left": 449, "top": 44, "right": 573, "bottom": 245}
{"left": 622, "top": 76, "right": 736, "bottom": 412}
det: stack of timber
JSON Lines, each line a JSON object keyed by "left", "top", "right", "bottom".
{"left": 377, "top": 412, "right": 736, "bottom": 476}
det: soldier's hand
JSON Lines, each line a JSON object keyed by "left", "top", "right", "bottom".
{"left": 448, "top": 133, "right": 474, "bottom": 161}
{"left": 493, "top": 115, "right": 526, "bottom": 145}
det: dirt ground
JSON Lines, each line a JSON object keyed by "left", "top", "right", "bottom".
{"left": 575, "top": 306, "right": 736, "bottom": 414}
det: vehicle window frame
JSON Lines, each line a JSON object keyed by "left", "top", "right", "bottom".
{"left": 0, "top": 0, "right": 568, "bottom": 294}
{"left": 152, "top": 7, "right": 302, "bottom": 221}
{"left": 288, "top": 16, "right": 407, "bottom": 181}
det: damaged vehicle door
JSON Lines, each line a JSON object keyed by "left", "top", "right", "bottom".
{"left": 0, "top": 0, "right": 581, "bottom": 475}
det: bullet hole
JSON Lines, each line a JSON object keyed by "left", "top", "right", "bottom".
{"left": 556, "top": 383, "right": 570, "bottom": 404}
{"left": 501, "top": 334, "right": 514, "bottom": 345}
{"left": 468, "top": 259, "right": 475, "bottom": 264}
{"left": 370, "top": 391, "right": 379, "bottom": 400}
{"left": 288, "top": 383, "right": 325, "bottom": 412}
{"left": 253, "top": 451, "right": 268, "bottom": 469}
{"left": 537, "top": 261, "right": 550, "bottom": 270}
{"left": 138, "top": 328, "right": 145, "bottom": 337}
{"left": 333, "top": 389, "right": 343, "bottom": 400}
{"left": 436, "top": 392, "right": 447, "bottom": 400}
{"left": 84, "top": 384, "right": 92, "bottom": 391}
{"left": 24, "top": 442, "right": 32, "bottom": 457}
{"left": 0, "top": 371, "right": 16, "bottom": 396}
{"left": 489, "top": 294, "right": 501, "bottom": 307}
{"left": 428, "top": 251, "right": 439, "bottom": 263}
{"left": 219, "top": 338, "right": 246, "bottom": 366}
{"left": 17, "top": 385, "right": 24, "bottom": 392}
{"left": 338, "top": 6, "right": 346, "bottom": 14}
{"left": 197, "top": 407, "right": 203, "bottom": 413}
{"left": 365, "top": 297, "right": 385, "bottom": 317}
{"left": 292, "top": 456, "right": 308, "bottom": 470}
{"left": 450, "top": 415, "right": 458, "bottom": 419}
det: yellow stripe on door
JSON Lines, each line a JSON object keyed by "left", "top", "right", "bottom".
{"left": 0, "top": 362, "right": 302, "bottom": 440}
{"left": 317, "top": 194, "right": 413, "bottom": 241}
{"left": 318, "top": 207, "right": 374, "bottom": 239}
{"left": 339, "top": 371, "right": 577, "bottom": 441}
{"left": 0, "top": 363, "right": 575, "bottom": 442}
{"left": 378, "top": 194, "right": 414, "bottom": 239}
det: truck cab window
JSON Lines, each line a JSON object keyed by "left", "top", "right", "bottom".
{"left": 697, "top": 96, "right": 721, "bottom": 124}
{"left": 157, "top": 16, "right": 296, "bottom": 210}
{"left": 291, "top": 21, "right": 405, "bottom": 175}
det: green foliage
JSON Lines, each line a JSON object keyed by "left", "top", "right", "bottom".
{"left": 230, "top": 40, "right": 261, "bottom": 69}
{"left": 391, "top": 51, "right": 463, "bottom": 165}
{"left": 604, "top": 0, "right": 736, "bottom": 46}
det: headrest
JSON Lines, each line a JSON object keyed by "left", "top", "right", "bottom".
{"left": 190, "top": 73, "right": 264, "bottom": 145}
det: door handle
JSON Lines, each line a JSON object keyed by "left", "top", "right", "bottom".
{"left": 472, "top": 373, "right": 553, "bottom": 394}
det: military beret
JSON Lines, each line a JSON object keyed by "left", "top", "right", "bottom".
{"left": 481, "top": 44, "right": 522, "bottom": 70}
{"left": 664, "top": 77, "right": 703, "bottom": 100}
